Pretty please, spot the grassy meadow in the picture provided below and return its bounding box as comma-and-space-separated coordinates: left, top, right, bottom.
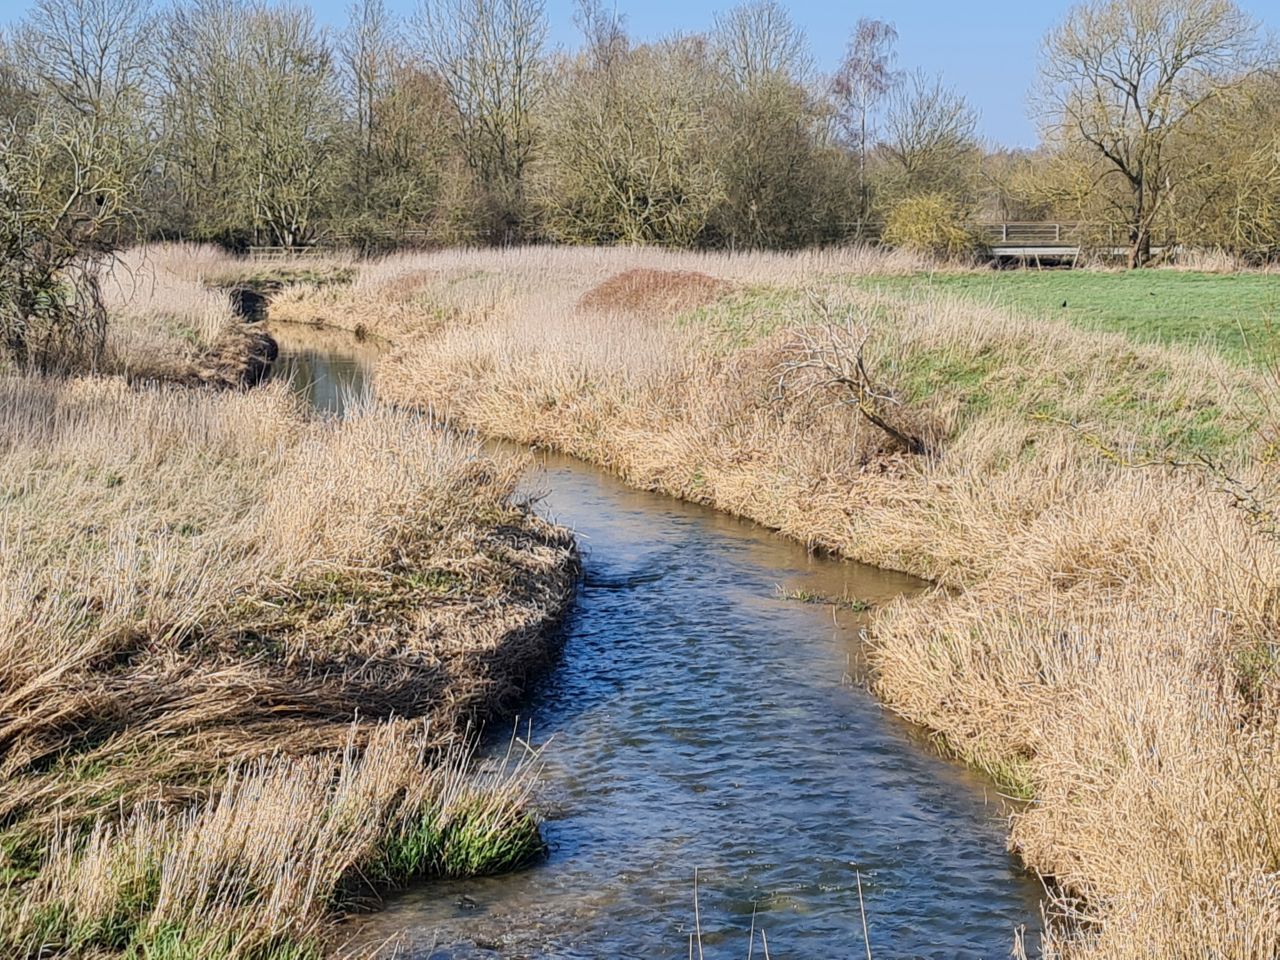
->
0, 249, 577, 958
271, 245, 1280, 959
850, 267, 1280, 363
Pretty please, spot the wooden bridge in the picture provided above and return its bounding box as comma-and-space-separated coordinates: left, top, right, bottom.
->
973, 222, 1169, 260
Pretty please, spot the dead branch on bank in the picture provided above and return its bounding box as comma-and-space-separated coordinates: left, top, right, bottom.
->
776, 297, 932, 457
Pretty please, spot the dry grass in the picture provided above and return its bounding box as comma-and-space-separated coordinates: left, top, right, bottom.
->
101, 245, 285, 387
2, 725, 547, 959
267, 243, 935, 340
0, 374, 576, 957
576, 267, 731, 316
277, 245, 1280, 958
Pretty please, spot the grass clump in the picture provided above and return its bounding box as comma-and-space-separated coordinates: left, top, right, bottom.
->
382, 800, 544, 883
777, 587, 872, 613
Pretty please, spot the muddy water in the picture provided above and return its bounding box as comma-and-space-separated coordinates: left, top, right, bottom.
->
269, 325, 1042, 959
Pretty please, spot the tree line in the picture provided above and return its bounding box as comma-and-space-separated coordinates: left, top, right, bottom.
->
1, 0, 1278, 266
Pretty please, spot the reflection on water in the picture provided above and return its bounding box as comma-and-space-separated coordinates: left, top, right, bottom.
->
270, 325, 1041, 959
267, 322, 382, 415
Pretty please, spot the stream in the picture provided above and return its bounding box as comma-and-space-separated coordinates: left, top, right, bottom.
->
267, 323, 1042, 959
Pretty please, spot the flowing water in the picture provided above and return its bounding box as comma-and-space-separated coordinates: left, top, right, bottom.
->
268, 324, 1042, 959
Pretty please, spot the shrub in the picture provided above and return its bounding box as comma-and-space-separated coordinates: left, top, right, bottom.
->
881, 194, 981, 260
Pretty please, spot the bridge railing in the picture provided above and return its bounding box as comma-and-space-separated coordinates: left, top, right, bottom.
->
974, 222, 1092, 246
974, 222, 1177, 250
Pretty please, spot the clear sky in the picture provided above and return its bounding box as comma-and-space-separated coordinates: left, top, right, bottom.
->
3, 0, 1276, 146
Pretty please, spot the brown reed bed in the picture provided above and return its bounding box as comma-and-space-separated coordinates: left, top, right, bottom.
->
0, 370, 577, 958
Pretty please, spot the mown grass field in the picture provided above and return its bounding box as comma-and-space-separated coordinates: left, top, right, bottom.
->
849, 269, 1280, 363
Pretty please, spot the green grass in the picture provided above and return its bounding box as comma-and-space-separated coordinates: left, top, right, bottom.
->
376, 801, 545, 884
850, 270, 1280, 364
673, 270, 1264, 463
677, 286, 809, 349
890, 336, 1254, 458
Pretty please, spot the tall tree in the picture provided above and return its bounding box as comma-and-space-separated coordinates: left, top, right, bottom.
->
711, 0, 810, 91
19, 0, 155, 118
1036, 0, 1262, 266
1, 0, 154, 371
832, 18, 898, 234
880, 70, 980, 205
162, 0, 340, 247
573, 0, 627, 71
710, 1, 834, 248
340, 0, 399, 185
414, 0, 548, 241
535, 36, 723, 246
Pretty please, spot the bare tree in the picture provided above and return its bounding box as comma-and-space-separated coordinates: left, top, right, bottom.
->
1036, 0, 1263, 266
0, 109, 143, 371
162, 0, 340, 247
239, 4, 339, 247
19, 0, 155, 117
881, 70, 980, 204
340, 0, 400, 183
573, 0, 627, 71
779, 299, 932, 457
832, 18, 898, 233
336, 0, 458, 247
414, 0, 548, 241
1, 0, 154, 372
535, 37, 723, 246
0, 33, 37, 124
708, 2, 835, 248
711, 0, 811, 91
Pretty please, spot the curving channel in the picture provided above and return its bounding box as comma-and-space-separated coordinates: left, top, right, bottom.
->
267, 323, 1042, 959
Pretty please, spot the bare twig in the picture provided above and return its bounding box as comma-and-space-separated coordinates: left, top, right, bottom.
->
776, 295, 930, 456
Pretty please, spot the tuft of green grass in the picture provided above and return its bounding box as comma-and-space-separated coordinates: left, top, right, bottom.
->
848, 270, 1280, 364
127, 925, 323, 960
377, 800, 545, 884
889, 328, 1256, 461
930, 733, 1036, 802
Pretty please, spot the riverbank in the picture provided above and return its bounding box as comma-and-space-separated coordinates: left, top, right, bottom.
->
0, 364, 577, 955
274, 245, 1280, 958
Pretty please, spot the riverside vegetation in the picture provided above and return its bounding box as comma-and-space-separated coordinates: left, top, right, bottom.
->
0, 247, 578, 958
4, 0, 1279, 952
268, 243, 1280, 958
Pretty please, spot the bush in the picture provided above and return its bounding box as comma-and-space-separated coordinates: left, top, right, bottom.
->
881, 194, 981, 260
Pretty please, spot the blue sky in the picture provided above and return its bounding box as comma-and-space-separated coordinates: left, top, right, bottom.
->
4, 0, 1275, 146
